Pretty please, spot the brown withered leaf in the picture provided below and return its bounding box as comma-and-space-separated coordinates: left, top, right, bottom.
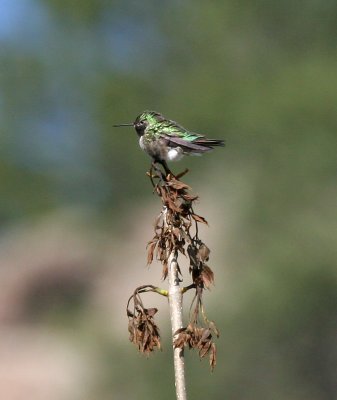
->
182, 193, 199, 202
173, 325, 193, 349
173, 332, 189, 349
187, 244, 199, 269
180, 229, 191, 244
157, 245, 166, 263
167, 179, 191, 191
201, 265, 214, 289
145, 308, 158, 317
209, 343, 217, 371
158, 185, 166, 197
208, 320, 220, 338
199, 340, 212, 358
198, 328, 212, 344
191, 214, 208, 225
146, 239, 158, 264
198, 243, 210, 262
165, 196, 182, 213
162, 262, 168, 280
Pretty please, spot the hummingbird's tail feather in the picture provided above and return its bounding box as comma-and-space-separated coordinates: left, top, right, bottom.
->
192, 138, 225, 148
165, 135, 225, 155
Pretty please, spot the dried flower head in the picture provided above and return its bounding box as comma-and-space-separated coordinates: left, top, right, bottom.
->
173, 323, 218, 371
127, 289, 161, 355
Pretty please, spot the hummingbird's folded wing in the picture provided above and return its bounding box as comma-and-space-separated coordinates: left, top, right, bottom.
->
164, 135, 212, 153
160, 120, 224, 153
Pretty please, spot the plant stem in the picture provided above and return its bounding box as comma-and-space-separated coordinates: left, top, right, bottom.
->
168, 248, 187, 400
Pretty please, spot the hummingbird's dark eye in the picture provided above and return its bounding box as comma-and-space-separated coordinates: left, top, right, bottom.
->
135, 121, 145, 132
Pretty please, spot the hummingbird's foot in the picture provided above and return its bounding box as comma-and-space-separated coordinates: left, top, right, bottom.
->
151, 160, 171, 181
160, 160, 171, 177
158, 160, 180, 181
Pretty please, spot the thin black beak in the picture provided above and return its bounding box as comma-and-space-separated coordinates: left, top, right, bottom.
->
113, 123, 134, 127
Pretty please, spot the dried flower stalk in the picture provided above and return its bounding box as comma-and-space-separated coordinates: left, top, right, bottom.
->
126, 168, 219, 399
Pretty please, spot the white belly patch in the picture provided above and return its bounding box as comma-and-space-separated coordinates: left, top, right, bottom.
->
139, 136, 145, 150
139, 136, 184, 162
167, 147, 184, 161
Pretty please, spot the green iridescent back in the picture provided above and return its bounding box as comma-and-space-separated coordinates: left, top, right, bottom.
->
135, 111, 203, 142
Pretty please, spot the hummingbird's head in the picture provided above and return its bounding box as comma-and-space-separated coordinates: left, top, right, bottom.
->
133, 111, 165, 136
133, 115, 148, 136
113, 111, 165, 136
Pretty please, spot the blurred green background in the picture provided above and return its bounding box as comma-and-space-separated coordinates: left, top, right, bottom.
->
0, 1, 336, 399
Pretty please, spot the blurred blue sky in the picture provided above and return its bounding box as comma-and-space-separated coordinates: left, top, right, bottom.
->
0, 0, 47, 43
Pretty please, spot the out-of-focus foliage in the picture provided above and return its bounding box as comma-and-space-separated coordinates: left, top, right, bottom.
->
0, 1, 336, 399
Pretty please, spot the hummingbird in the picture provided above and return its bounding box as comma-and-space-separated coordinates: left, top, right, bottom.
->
113, 111, 225, 174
